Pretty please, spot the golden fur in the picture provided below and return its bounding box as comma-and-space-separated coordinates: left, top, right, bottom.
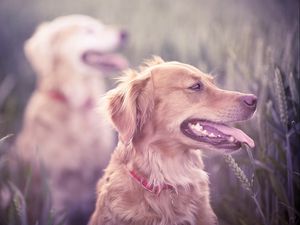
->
89, 57, 257, 225
16, 15, 127, 221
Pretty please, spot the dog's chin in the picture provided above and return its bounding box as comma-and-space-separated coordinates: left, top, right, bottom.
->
81, 50, 128, 72
180, 118, 255, 153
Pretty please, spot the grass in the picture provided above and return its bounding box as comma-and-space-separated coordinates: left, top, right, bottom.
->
0, 0, 299, 224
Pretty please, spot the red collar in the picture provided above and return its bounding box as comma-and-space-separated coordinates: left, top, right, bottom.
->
47, 90, 94, 109
129, 169, 175, 195
47, 90, 68, 103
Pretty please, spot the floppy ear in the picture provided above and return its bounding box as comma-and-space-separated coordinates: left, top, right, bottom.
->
24, 22, 52, 77
106, 70, 154, 144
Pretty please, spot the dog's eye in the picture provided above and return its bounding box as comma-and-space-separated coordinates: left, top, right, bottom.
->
189, 82, 203, 91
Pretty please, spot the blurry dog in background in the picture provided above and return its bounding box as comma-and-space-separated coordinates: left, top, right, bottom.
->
16, 15, 128, 224
89, 57, 256, 225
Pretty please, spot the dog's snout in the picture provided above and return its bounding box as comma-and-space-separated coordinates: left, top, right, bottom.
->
241, 95, 257, 109
120, 30, 128, 42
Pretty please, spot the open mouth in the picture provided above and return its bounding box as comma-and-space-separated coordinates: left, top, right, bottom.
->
81, 50, 128, 71
180, 119, 255, 151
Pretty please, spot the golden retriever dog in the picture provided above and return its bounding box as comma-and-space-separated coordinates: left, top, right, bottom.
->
89, 57, 257, 225
16, 15, 128, 224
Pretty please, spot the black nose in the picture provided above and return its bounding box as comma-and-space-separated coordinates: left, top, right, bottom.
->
241, 94, 257, 109
120, 30, 128, 42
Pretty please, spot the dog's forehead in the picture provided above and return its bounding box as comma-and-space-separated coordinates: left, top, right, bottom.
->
54, 15, 103, 27
150, 62, 213, 82
44, 15, 105, 36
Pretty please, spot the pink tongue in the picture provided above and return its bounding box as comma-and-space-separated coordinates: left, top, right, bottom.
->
86, 52, 128, 70
204, 122, 255, 148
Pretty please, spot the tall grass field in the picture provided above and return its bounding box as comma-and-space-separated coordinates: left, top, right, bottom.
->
0, 0, 299, 224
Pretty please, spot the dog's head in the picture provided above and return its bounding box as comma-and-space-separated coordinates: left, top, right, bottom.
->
24, 14, 128, 77
106, 57, 256, 153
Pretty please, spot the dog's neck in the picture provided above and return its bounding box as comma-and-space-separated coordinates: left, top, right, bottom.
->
38, 72, 105, 109
123, 137, 208, 191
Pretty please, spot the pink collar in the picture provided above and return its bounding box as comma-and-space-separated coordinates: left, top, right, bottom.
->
47, 90, 94, 109
129, 169, 175, 195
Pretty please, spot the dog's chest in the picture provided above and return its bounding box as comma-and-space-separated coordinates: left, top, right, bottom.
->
150, 189, 201, 224
24, 97, 114, 173
112, 186, 203, 225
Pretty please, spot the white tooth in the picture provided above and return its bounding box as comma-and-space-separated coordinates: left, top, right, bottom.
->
194, 123, 203, 131
228, 136, 235, 142
188, 123, 204, 136
202, 130, 208, 135
209, 133, 216, 137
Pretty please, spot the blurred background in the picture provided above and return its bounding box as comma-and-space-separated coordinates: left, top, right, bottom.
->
0, 0, 299, 224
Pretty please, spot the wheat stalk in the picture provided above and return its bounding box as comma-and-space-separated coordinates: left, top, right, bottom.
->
8, 181, 28, 225
274, 67, 288, 129
274, 68, 295, 224
224, 154, 267, 225
224, 154, 252, 192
